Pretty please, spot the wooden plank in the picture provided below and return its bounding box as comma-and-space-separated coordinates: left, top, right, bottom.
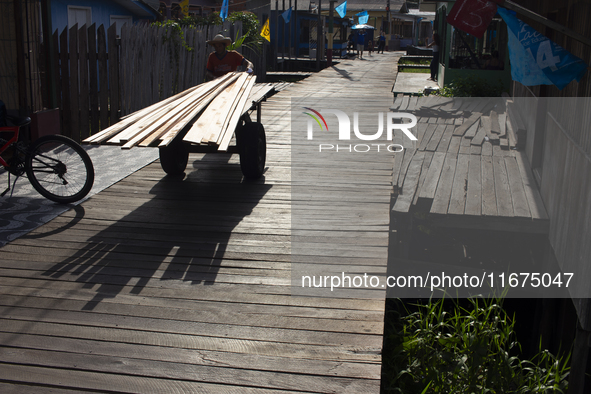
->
392, 151, 425, 213
481, 155, 497, 216
392, 147, 405, 192
218, 76, 258, 150
418, 151, 446, 200
504, 156, 531, 218
78, 24, 90, 141
514, 150, 547, 220
52, 30, 61, 109
447, 154, 470, 215
107, 24, 119, 126
413, 151, 434, 205
418, 124, 437, 151
490, 110, 501, 134
492, 156, 514, 217
464, 154, 482, 216
59, 28, 71, 138
88, 24, 99, 136
471, 121, 488, 146
463, 119, 480, 139
68, 24, 79, 141
397, 149, 415, 190
430, 154, 457, 214
447, 136, 461, 156
436, 124, 455, 152
453, 112, 480, 136
425, 124, 447, 151
482, 141, 493, 156
97, 24, 109, 131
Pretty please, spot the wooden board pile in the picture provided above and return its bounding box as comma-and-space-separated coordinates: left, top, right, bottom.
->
83, 72, 261, 151
389, 96, 547, 222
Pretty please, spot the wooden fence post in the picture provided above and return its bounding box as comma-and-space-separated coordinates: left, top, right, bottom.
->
88, 23, 99, 135
97, 25, 108, 131
107, 24, 119, 126
79, 24, 89, 141
59, 28, 70, 138
68, 24, 79, 141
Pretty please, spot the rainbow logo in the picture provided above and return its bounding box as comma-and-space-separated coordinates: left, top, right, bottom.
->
303, 107, 328, 131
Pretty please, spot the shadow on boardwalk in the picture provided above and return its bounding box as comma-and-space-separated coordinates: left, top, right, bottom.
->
41, 153, 272, 310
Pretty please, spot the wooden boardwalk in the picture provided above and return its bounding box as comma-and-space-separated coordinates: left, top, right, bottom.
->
391, 96, 549, 234
0, 53, 402, 392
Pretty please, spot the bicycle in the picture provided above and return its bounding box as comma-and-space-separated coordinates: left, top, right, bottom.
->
0, 114, 94, 204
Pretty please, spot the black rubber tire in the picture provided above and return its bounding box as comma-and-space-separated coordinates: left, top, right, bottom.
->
237, 122, 266, 179
159, 138, 188, 176
25, 135, 95, 204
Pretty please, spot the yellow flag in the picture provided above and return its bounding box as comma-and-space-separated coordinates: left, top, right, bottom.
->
180, 0, 190, 17
260, 18, 271, 42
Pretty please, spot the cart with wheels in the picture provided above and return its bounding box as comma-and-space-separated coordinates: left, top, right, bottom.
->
83, 74, 275, 180
158, 98, 266, 179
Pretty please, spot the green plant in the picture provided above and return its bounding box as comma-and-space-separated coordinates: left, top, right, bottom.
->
381, 297, 570, 393
436, 75, 506, 97
228, 11, 262, 53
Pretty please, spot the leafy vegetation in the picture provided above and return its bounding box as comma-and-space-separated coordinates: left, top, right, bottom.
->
381, 297, 570, 394
435, 75, 506, 97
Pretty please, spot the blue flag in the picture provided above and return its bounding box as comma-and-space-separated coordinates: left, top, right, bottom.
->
335, 1, 347, 18
281, 7, 292, 23
356, 11, 368, 25
220, 0, 229, 21
497, 7, 587, 90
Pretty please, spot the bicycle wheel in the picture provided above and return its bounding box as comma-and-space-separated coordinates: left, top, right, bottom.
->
26, 135, 94, 203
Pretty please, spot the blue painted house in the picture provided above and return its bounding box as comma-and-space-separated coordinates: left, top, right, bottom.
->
51, 0, 160, 35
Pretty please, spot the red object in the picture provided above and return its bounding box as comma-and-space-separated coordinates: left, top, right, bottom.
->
446, 0, 498, 38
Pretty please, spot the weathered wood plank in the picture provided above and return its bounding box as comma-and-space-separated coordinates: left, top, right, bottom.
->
418, 151, 446, 200
393, 151, 425, 213
481, 155, 497, 216
430, 154, 457, 214
493, 156, 514, 217
447, 154, 470, 215
505, 156, 531, 218
87, 24, 99, 135
97, 24, 109, 131
465, 154, 482, 216
78, 24, 90, 141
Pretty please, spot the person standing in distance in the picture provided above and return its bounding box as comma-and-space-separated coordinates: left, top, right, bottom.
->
205, 34, 254, 80
427, 33, 440, 81
356, 29, 366, 59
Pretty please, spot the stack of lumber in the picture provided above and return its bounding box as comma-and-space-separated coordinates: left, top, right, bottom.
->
390, 96, 548, 223
83, 72, 258, 150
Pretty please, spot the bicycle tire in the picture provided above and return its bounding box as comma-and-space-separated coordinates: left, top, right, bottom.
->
26, 135, 94, 203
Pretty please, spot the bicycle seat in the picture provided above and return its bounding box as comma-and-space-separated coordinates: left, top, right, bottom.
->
6, 115, 31, 127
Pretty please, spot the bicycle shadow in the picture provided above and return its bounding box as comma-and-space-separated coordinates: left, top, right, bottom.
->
42, 152, 273, 310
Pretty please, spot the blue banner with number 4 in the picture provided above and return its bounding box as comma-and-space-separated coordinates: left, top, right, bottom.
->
497, 8, 587, 90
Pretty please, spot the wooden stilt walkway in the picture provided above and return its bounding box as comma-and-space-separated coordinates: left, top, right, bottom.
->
0, 53, 402, 392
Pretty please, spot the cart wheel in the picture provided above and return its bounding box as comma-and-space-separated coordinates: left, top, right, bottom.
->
237, 121, 266, 179
159, 138, 188, 176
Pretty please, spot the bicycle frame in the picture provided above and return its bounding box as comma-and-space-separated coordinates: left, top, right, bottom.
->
0, 125, 21, 168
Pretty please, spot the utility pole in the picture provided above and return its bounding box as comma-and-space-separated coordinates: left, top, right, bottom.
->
327, 1, 335, 67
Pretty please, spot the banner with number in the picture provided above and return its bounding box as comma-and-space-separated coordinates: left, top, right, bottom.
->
446, 0, 497, 38
260, 18, 271, 42
498, 8, 587, 90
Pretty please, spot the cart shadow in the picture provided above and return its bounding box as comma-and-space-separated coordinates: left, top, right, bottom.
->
42, 152, 273, 310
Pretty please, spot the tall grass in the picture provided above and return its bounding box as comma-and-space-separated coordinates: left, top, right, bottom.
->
381, 297, 570, 393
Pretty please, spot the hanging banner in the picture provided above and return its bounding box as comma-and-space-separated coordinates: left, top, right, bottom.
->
180, 0, 190, 17
447, 0, 498, 38
260, 18, 271, 42
335, 1, 347, 18
282, 7, 292, 23
497, 7, 587, 90
220, 0, 229, 21
356, 11, 369, 25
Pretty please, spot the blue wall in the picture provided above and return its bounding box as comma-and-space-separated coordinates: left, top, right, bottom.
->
51, 0, 148, 34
